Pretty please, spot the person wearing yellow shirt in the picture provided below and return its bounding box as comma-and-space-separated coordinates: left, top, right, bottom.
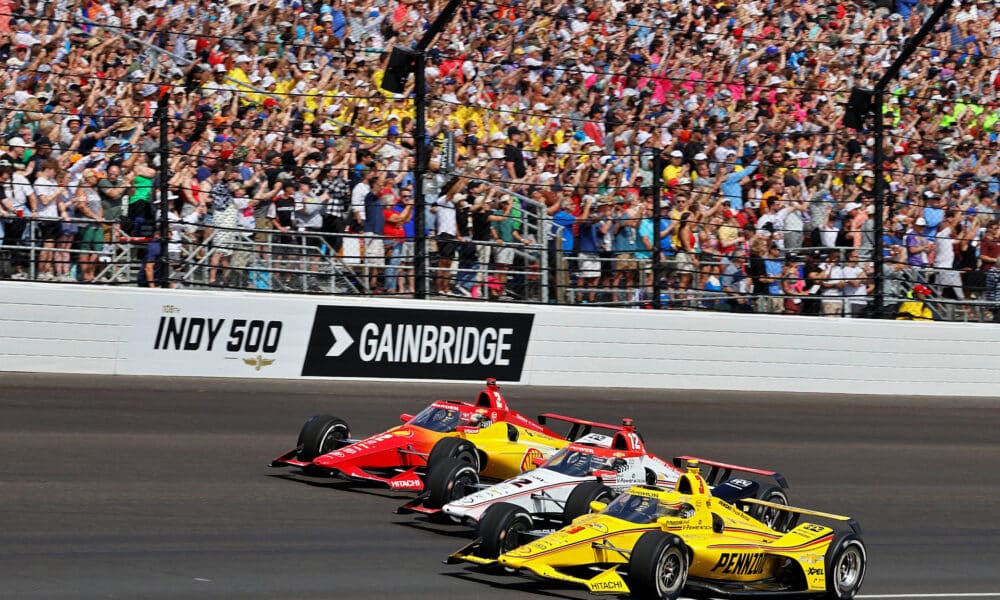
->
662, 149, 686, 182
896, 284, 934, 321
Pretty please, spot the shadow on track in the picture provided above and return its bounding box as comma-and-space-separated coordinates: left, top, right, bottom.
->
441, 570, 584, 600
264, 472, 412, 500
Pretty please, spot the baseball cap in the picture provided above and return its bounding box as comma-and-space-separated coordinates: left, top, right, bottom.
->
844, 202, 862, 212
912, 284, 932, 295
915, 217, 927, 226
669, 150, 683, 158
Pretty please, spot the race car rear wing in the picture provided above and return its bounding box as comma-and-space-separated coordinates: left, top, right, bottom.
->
739, 498, 862, 535
672, 455, 788, 489
537, 413, 624, 442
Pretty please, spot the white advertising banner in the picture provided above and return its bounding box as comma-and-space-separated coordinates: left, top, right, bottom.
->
3, 282, 999, 396
126, 293, 311, 378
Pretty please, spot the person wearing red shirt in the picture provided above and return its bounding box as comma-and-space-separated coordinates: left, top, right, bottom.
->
383, 191, 412, 294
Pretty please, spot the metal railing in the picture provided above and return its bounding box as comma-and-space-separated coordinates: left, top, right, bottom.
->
1, 215, 997, 322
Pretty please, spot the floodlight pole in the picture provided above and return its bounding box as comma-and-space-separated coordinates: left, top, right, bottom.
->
871, 0, 953, 317
651, 153, 663, 309
157, 96, 170, 289
410, 0, 464, 299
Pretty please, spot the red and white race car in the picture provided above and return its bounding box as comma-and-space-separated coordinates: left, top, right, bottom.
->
408, 420, 790, 558
270, 379, 621, 496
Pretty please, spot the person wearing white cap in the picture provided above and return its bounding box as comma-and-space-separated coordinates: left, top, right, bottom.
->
905, 216, 932, 268
662, 149, 686, 182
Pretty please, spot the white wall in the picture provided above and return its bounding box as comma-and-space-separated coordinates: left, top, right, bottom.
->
1, 282, 997, 397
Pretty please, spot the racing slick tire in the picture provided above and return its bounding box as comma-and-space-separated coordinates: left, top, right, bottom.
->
296, 415, 351, 461
627, 531, 688, 600
562, 481, 614, 525
426, 458, 480, 509
823, 532, 867, 600
476, 502, 533, 559
749, 485, 796, 532
427, 438, 479, 474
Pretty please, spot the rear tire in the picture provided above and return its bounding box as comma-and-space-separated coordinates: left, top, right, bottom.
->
297, 415, 350, 461
562, 481, 613, 525
824, 532, 866, 600
627, 531, 688, 600
427, 438, 479, 474
749, 485, 793, 532
426, 458, 480, 508
477, 502, 533, 558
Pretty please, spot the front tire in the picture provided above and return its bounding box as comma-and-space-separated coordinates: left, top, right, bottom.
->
824, 532, 866, 600
477, 502, 533, 559
627, 531, 688, 600
297, 415, 350, 461
562, 481, 614, 525
426, 458, 480, 508
427, 438, 479, 474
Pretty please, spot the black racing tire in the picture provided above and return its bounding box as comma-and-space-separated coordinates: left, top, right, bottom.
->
426, 458, 480, 509
824, 532, 867, 600
749, 485, 794, 532
476, 502, 533, 559
296, 415, 351, 461
427, 437, 479, 474
627, 531, 688, 600
562, 481, 614, 525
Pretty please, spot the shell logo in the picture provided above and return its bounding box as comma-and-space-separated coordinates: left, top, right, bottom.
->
521, 447, 544, 471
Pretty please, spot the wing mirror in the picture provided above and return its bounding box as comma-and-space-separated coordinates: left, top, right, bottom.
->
531, 456, 546, 467
400, 413, 413, 423
589, 500, 608, 513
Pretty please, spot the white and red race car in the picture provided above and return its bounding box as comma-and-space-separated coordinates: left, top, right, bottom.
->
400, 419, 790, 551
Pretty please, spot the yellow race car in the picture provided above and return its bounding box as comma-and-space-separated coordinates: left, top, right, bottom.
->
449, 461, 865, 600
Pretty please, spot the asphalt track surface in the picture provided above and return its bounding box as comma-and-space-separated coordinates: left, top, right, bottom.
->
1, 374, 999, 600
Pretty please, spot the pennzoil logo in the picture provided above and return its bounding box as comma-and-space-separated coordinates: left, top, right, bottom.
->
712, 552, 766, 575
521, 447, 544, 471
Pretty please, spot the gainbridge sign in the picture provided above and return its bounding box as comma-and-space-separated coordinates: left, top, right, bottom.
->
301, 306, 534, 380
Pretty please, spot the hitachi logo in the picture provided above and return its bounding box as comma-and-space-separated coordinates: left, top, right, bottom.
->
711, 552, 766, 575
388, 478, 422, 489
358, 323, 514, 366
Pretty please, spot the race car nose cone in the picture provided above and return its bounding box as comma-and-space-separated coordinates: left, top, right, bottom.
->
311, 453, 342, 468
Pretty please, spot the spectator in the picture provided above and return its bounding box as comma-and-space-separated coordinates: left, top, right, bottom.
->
490, 194, 519, 299
986, 261, 1000, 323
720, 250, 752, 313
74, 169, 104, 282
820, 249, 847, 317
896, 284, 934, 321
842, 250, 870, 317
383, 190, 411, 294
433, 187, 459, 295
0, 0, 993, 321
905, 217, 933, 270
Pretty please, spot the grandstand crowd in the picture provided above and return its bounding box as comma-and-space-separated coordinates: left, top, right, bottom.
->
0, 0, 999, 317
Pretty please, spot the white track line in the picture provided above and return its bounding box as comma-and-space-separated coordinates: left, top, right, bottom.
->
860, 594, 1000, 598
